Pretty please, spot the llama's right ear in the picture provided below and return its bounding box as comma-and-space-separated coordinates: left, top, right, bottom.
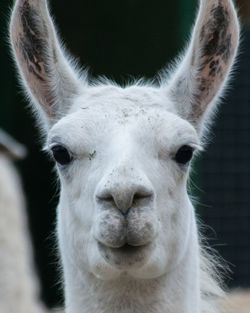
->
165, 0, 240, 135
9, 0, 83, 130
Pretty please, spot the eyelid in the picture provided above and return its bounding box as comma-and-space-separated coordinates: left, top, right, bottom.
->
43, 142, 73, 157
168, 143, 202, 161
45, 135, 67, 149
172, 143, 202, 156
45, 141, 68, 150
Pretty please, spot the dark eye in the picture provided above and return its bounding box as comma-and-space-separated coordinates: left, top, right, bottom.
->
51, 145, 72, 165
174, 145, 194, 165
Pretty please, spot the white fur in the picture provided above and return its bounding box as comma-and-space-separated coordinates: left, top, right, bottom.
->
0, 130, 46, 313
220, 290, 250, 313
9, 0, 240, 312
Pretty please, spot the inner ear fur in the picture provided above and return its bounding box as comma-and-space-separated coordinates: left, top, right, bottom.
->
167, 0, 240, 133
9, 0, 83, 128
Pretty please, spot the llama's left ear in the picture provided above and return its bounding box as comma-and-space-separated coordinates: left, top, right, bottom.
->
9, 0, 83, 130
166, 0, 240, 134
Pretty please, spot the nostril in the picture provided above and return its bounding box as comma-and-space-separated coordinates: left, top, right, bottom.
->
134, 189, 153, 199
96, 193, 115, 205
133, 190, 153, 205
134, 192, 147, 201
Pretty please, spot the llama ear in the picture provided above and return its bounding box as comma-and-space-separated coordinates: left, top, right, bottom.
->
166, 0, 239, 134
9, 0, 83, 130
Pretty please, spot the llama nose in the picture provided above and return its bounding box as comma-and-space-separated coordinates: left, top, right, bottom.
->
97, 184, 153, 215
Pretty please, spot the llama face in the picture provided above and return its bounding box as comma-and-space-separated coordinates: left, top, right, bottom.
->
47, 85, 200, 279
10, 0, 239, 283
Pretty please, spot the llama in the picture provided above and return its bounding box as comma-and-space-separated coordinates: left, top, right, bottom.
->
220, 290, 250, 313
9, 0, 240, 312
0, 129, 45, 313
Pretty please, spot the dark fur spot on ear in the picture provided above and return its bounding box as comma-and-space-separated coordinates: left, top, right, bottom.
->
169, 0, 238, 128
18, 1, 48, 79
13, 0, 56, 110
201, 3, 232, 64
190, 76, 218, 124
208, 59, 222, 77
191, 2, 234, 120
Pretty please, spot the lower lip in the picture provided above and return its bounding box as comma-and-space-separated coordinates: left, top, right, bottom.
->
99, 242, 149, 254
112, 243, 146, 254
97, 241, 152, 267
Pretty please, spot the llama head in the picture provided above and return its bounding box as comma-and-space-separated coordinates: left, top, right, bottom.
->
10, 0, 239, 281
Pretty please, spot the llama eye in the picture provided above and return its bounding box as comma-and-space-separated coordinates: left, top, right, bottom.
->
174, 145, 194, 165
51, 145, 72, 165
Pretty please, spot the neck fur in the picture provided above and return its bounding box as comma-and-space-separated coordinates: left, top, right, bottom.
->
61, 224, 223, 313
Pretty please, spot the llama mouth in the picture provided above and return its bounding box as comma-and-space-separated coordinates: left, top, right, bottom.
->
98, 242, 152, 268
111, 243, 147, 253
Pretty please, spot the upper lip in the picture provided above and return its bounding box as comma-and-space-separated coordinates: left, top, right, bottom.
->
98, 241, 150, 253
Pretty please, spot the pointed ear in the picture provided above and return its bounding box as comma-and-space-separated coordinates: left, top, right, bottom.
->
9, 0, 83, 130
166, 0, 240, 134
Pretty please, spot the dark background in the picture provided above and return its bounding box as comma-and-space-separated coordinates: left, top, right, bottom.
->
0, 0, 250, 308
